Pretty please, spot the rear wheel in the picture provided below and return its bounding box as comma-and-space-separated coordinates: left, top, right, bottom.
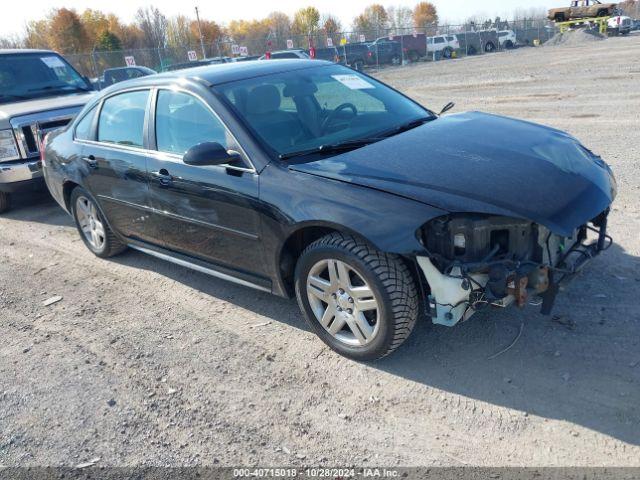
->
71, 187, 126, 258
0, 192, 10, 214
505, 40, 515, 49
295, 233, 419, 361
485, 42, 496, 53
443, 47, 453, 59
555, 13, 566, 22
352, 59, 364, 71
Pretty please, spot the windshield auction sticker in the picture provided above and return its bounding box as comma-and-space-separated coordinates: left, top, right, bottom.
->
41, 56, 67, 69
331, 74, 375, 90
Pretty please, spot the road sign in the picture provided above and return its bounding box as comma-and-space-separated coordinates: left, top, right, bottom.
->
124, 56, 136, 67
286, 39, 294, 49
326, 37, 333, 47
187, 50, 198, 62
358, 34, 366, 43
231, 44, 240, 55
239, 46, 249, 57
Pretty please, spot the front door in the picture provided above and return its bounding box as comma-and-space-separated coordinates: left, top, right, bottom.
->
82, 89, 154, 242
145, 89, 265, 277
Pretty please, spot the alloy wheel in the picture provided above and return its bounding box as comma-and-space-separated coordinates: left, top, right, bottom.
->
76, 196, 106, 251
306, 258, 380, 347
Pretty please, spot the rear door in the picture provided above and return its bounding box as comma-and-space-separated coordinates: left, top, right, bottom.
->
145, 88, 265, 277
80, 89, 154, 241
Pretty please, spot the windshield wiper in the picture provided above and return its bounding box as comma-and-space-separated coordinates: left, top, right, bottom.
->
279, 138, 384, 161
28, 84, 92, 93
377, 116, 435, 139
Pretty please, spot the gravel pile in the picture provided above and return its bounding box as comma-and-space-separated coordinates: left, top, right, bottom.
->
545, 28, 607, 47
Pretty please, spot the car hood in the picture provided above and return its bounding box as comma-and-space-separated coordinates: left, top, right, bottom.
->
0, 92, 95, 128
289, 112, 616, 236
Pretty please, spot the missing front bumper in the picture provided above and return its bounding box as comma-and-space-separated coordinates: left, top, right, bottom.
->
418, 218, 612, 327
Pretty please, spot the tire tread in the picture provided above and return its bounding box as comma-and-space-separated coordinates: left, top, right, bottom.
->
301, 232, 419, 359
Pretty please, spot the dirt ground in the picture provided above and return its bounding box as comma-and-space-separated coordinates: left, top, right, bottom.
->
1, 34, 640, 468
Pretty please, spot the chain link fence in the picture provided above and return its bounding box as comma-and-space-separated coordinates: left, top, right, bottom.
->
65, 19, 558, 85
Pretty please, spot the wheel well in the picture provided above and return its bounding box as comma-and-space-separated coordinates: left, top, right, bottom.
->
62, 181, 80, 211
279, 226, 340, 294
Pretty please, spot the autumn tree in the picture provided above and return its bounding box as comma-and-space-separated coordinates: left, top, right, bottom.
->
190, 19, 223, 46
167, 15, 194, 48
24, 20, 50, 49
94, 30, 122, 51
413, 2, 439, 30
322, 15, 342, 36
267, 11, 292, 47
47, 8, 89, 54
353, 4, 388, 34
292, 7, 320, 35
386, 6, 413, 31
136, 6, 168, 48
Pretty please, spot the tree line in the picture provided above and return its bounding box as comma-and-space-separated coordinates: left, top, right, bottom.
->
0, 3, 439, 54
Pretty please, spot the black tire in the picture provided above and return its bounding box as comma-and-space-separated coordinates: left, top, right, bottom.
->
505, 40, 514, 49
597, 9, 608, 17
443, 47, 453, 59
70, 187, 126, 258
390, 55, 401, 66
408, 50, 420, 62
555, 13, 566, 22
352, 59, 364, 71
485, 42, 496, 53
467, 45, 478, 55
0, 192, 10, 214
294, 233, 419, 361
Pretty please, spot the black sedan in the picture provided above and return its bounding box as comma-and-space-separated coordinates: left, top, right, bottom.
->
42, 60, 616, 360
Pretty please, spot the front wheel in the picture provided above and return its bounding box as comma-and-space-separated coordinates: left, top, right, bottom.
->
0, 192, 10, 214
295, 233, 419, 361
71, 187, 126, 258
352, 59, 364, 71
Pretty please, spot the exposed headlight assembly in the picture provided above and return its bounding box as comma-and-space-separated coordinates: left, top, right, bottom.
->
0, 129, 20, 162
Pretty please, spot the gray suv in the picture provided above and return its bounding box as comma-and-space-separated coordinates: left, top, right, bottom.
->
0, 49, 95, 212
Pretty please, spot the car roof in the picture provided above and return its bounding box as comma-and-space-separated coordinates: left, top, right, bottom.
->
108, 59, 333, 90
0, 49, 57, 55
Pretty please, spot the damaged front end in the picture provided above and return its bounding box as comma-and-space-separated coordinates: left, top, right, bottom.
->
417, 212, 612, 327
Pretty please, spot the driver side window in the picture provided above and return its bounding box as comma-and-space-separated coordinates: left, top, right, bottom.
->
155, 90, 233, 156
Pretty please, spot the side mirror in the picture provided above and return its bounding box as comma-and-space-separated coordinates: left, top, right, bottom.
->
183, 142, 241, 167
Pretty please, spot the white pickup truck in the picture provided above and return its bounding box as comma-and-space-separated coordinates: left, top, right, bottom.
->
608, 16, 633, 35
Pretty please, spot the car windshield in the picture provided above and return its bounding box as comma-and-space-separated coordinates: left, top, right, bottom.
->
0, 52, 91, 104
217, 64, 432, 160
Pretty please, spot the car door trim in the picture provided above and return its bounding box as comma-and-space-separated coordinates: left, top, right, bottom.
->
96, 194, 259, 240
128, 244, 271, 293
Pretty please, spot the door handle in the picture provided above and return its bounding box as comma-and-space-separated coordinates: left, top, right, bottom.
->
82, 155, 98, 168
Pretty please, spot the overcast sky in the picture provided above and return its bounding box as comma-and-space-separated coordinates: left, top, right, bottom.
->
1, 0, 567, 37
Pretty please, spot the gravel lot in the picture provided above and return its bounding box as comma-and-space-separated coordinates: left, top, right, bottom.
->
1, 34, 640, 468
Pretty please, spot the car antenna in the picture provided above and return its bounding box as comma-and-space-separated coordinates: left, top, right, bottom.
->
439, 102, 455, 116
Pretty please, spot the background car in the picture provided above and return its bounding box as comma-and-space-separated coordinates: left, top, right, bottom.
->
427, 35, 460, 58
367, 40, 402, 65
100, 66, 156, 89
338, 43, 372, 70
259, 49, 310, 60
608, 15, 633, 34
498, 30, 518, 49
305, 47, 341, 63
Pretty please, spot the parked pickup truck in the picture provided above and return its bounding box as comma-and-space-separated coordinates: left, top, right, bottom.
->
548, 0, 618, 22
0, 49, 94, 212
427, 35, 460, 59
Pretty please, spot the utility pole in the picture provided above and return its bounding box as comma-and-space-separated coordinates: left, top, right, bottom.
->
195, 6, 207, 58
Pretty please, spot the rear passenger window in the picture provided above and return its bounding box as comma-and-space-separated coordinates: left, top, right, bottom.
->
75, 105, 97, 141
98, 90, 149, 148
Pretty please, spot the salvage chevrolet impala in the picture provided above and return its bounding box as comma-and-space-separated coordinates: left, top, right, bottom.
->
42, 60, 616, 360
